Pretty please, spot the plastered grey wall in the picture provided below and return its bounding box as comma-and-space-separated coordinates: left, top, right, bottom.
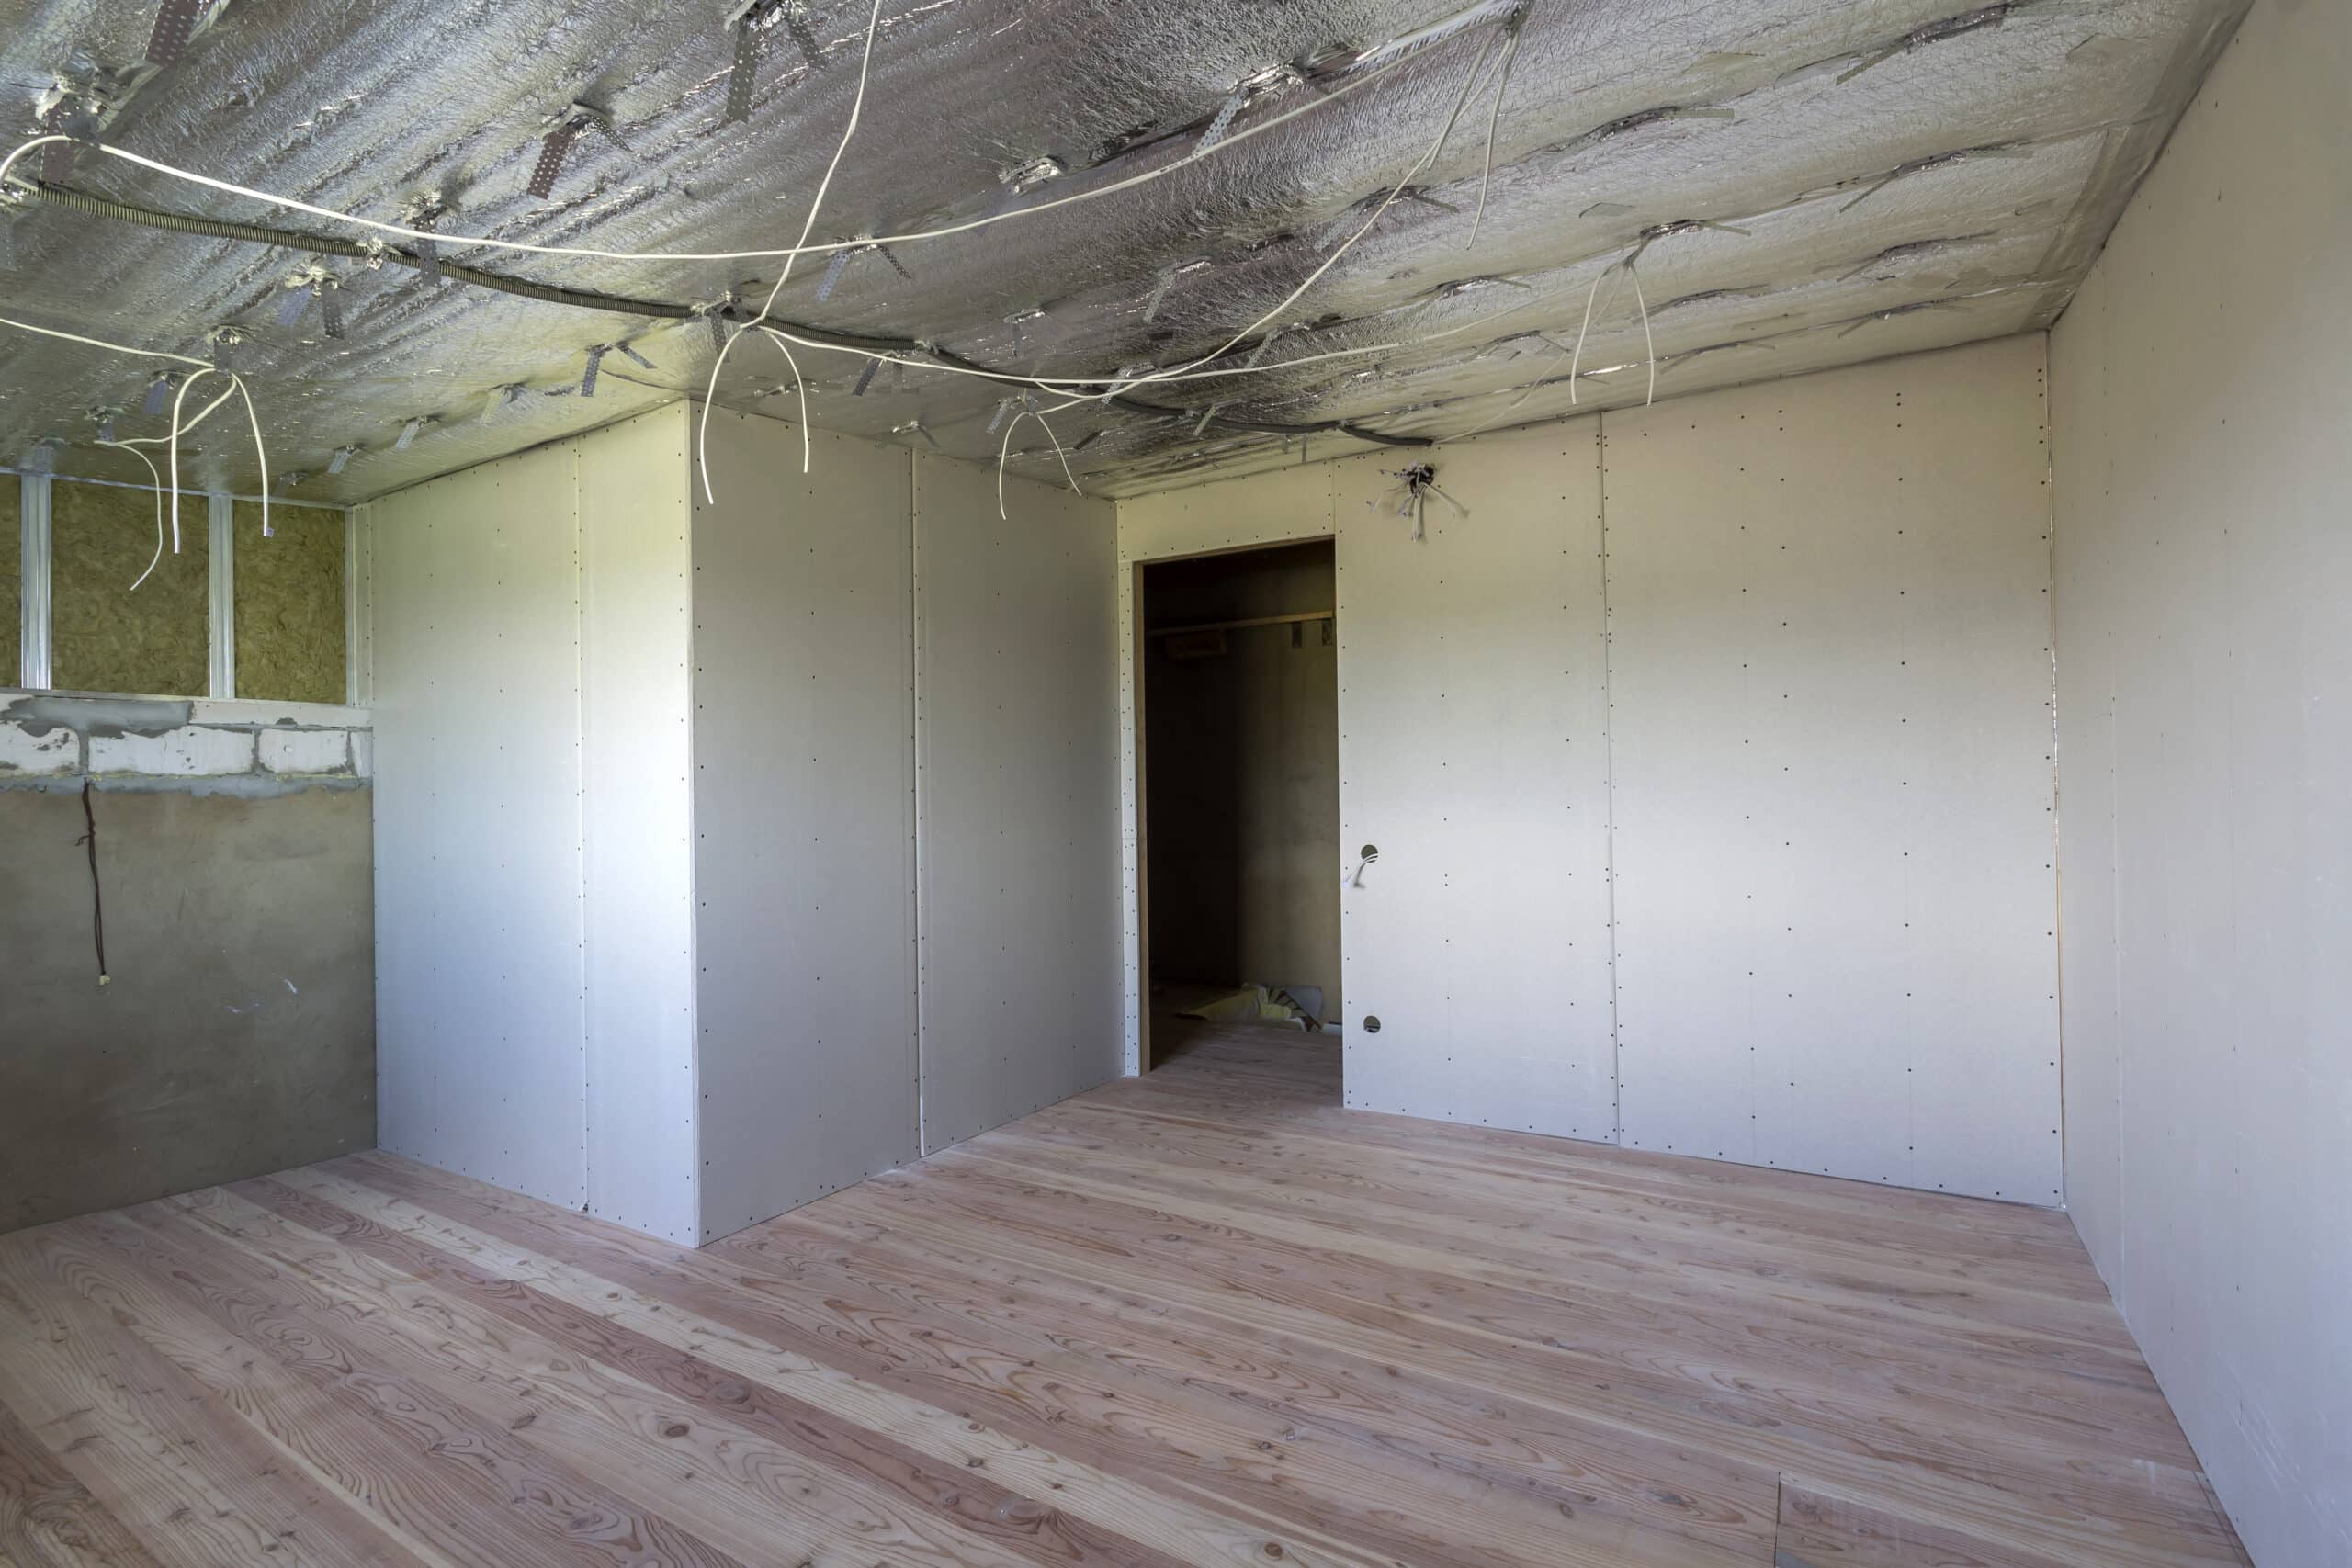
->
2051, 2, 2351, 1561
0, 694, 374, 1234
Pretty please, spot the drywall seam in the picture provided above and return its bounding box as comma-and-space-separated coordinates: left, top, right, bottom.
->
2041, 364, 2064, 1201
572, 444, 592, 1214
1597, 412, 1623, 1142
910, 447, 930, 1151
679, 432, 702, 1242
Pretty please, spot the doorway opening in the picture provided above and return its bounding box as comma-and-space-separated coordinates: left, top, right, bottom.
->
1136, 539, 1340, 1073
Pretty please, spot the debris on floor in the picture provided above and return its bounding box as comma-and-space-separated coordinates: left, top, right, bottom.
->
1177, 982, 1323, 1031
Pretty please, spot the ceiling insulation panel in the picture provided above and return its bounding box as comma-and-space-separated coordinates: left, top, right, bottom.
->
0, 0, 2248, 503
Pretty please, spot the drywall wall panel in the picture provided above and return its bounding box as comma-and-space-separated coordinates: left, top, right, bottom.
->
1118, 427, 1615, 1139
369, 441, 588, 1210
691, 411, 918, 1239
1607, 336, 2059, 1201
2051, 3, 2351, 1560
1115, 463, 1334, 1072
916, 454, 1120, 1150
2050, 279, 2124, 1277
1328, 425, 1615, 1139
578, 406, 697, 1244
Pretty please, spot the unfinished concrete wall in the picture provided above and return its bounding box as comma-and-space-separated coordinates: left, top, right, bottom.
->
1142, 542, 1340, 1025
0, 693, 373, 1234
915, 452, 1122, 1151
2051, 2, 2350, 1560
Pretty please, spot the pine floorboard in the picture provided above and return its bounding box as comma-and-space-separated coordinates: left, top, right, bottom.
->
0, 1021, 2248, 1566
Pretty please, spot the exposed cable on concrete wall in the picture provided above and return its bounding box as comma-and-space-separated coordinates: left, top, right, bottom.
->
77, 781, 108, 987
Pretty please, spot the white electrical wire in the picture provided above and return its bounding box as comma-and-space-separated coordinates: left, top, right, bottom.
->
95, 438, 168, 590
164, 368, 267, 544
750, 325, 812, 471
6, 1, 1538, 500
1004, 15, 1511, 451
1465, 6, 1530, 248
758, 323, 1411, 390
100, 384, 236, 558
6, 4, 1522, 494
1108, 17, 1507, 409
0, 29, 1439, 271
1566, 256, 1632, 405
1, 313, 270, 538
1629, 260, 1655, 406
699, 0, 884, 502
0, 311, 211, 367
995, 407, 1080, 521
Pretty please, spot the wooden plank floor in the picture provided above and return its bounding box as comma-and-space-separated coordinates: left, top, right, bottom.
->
0, 1021, 2248, 1567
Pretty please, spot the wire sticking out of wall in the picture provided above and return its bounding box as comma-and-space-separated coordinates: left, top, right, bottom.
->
77, 781, 108, 987
1368, 461, 1464, 540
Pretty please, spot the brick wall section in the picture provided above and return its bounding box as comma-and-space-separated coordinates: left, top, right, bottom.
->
0, 694, 371, 787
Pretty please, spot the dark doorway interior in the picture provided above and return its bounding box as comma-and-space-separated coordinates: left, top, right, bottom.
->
1141, 539, 1340, 1068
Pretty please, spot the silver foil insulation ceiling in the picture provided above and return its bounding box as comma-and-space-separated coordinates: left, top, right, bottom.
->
0, 0, 2250, 502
